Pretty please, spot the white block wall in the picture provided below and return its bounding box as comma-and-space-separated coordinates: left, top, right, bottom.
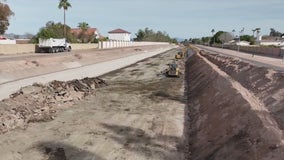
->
98, 41, 170, 49
108, 33, 131, 41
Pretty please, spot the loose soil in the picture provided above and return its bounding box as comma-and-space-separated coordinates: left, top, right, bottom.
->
0, 45, 171, 84
2, 45, 284, 160
185, 48, 284, 160
0, 49, 186, 160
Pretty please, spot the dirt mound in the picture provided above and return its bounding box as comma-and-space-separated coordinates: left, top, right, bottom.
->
200, 51, 284, 129
0, 77, 107, 134
185, 50, 284, 160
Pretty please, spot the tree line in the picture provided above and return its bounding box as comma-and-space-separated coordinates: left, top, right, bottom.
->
134, 28, 177, 43
31, 21, 98, 43
186, 28, 284, 46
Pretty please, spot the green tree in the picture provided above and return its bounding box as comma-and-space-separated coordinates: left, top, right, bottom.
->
134, 29, 145, 41
269, 28, 282, 37
211, 29, 215, 45
58, 0, 71, 37
78, 22, 89, 32
191, 38, 202, 44
134, 28, 176, 43
219, 32, 233, 43
77, 22, 93, 43
0, 0, 14, 34
240, 35, 255, 45
32, 21, 76, 43
252, 29, 256, 37
210, 31, 224, 44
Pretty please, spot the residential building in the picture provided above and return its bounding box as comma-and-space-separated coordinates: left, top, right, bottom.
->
70, 28, 100, 39
108, 28, 131, 41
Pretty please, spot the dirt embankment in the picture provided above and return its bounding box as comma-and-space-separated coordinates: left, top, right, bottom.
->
185, 49, 284, 160
0, 45, 172, 84
0, 77, 107, 134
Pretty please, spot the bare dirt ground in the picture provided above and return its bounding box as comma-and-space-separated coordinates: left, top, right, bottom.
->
185, 47, 284, 160
0, 49, 186, 160
0, 45, 171, 84
2, 44, 284, 160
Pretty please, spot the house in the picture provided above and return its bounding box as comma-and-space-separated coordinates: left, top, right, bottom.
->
108, 28, 131, 41
70, 28, 100, 39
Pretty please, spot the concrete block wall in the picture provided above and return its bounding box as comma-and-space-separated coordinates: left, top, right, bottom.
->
98, 41, 169, 49
213, 44, 282, 57
0, 43, 98, 55
71, 43, 98, 50
281, 48, 284, 57
0, 44, 36, 54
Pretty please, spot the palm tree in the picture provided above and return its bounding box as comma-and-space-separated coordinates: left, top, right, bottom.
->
78, 22, 91, 43
255, 28, 261, 40
58, 0, 71, 38
211, 29, 215, 45
211, 29, 215, 35
255, 28, 261, 35
232, 29, 236, 38
78, 22, 89, 32
252, 29, 256, 38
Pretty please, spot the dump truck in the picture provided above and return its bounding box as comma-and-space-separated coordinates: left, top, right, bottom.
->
38, 38, 71, 53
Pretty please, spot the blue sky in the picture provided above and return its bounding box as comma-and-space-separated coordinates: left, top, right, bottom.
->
5, 0, 284, 39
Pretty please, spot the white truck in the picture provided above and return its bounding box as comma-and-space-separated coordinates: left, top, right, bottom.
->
38, 38, 71, 53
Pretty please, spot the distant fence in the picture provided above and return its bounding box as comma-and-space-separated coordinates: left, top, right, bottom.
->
0, 42, 171, 54
0, 44, 35, 54
70, 43, 98, 50
98, 41, 170, 49
0, 39, 16, 44
0, 43, 98, 55
213, 44, 284, 57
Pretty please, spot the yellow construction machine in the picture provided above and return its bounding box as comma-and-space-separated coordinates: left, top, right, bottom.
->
165, 61, 180, 77
175, 51, 184, 59
175, 47, 188, 59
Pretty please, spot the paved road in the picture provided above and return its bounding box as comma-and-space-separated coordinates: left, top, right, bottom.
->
196, 45, 284, 71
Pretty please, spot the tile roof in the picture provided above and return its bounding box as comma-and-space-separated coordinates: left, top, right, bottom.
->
108, 28, 131, 34
70, 28, 98, 35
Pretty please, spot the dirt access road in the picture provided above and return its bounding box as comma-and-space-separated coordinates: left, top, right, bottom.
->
196, 45, 284, 71
0, 45, 174, 100
0, 48, 186, 160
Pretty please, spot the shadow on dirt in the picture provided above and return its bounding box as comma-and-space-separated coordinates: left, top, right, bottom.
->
101, 123, 184, 160
150, 90, 186, 103
36, 141, 106, 160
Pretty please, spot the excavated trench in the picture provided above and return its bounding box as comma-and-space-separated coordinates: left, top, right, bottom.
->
185, 48, 284, 160
1, 46, 284, 159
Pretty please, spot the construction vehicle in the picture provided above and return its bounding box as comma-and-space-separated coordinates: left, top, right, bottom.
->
38, 38, 71, 53
175, 47, 188, 59
165, 60, 180, 77
175, 51, 184, 59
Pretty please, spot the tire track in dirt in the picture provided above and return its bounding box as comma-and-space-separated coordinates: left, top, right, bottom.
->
0, 48, 186, 160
